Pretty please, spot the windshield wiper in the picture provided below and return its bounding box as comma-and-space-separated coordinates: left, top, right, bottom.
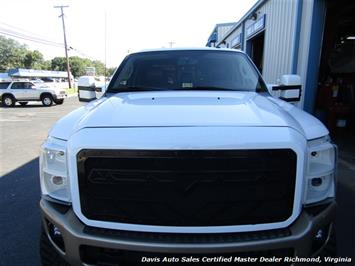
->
107, 86, 250, 93
187, 86, 245, 91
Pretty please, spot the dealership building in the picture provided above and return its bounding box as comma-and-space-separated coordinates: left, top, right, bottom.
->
7, 68, 69, 80
207, 0, 355, 133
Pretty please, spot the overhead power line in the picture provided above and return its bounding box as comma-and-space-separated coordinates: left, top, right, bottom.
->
0, 29, 100, 60
0, 20, 65, 48
70, 47, 96, 61
0, 21, 100, 62
0, 28, 64, 48
0, 20, 62, 43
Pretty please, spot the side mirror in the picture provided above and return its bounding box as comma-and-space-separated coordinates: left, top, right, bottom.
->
272, 75, 302, 102
78, 77, 96, 102
95, 84, 107, 99
78, 85, 96, 102
31, 85, 37, 89
266, 84, 277, 94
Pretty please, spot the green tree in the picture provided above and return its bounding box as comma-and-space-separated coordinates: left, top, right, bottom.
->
50, 55, 110, 78
40, 60, 51, 70
23, 50, 44, 69
51, 57, 66, 71
91, 60, 105, 76
0, 36, 110, 74
69, 56, 91, 77
0, 36, 28, 71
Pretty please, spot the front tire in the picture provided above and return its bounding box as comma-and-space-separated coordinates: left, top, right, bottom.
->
2, 95, 15, 107
40, 226, 69, 266
41, 94, 53, 107
54, 99, 64, 105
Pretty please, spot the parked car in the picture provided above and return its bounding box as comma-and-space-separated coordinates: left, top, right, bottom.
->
0, 80, 66, 107
41, 77, 56, 83
31, 78, 45, 84
39, 48, 336, 265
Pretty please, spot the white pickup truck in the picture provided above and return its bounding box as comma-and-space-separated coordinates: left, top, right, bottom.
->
39, 48, 336, 265
0, 80, 66, 107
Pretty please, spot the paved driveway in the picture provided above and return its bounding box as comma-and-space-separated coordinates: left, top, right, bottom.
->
0, 98, 83, 177
0, 97, 83, 266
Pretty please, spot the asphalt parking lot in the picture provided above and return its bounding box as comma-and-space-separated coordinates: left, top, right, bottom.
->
0, 97, 84, 266
0, 96, 354, 265
0, 97, 84, 177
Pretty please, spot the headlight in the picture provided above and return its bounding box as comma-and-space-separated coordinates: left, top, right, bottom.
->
40, 136, 70, 203
304, 136, 336, 204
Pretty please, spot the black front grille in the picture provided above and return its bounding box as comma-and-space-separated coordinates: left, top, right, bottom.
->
77, 149, 296, 226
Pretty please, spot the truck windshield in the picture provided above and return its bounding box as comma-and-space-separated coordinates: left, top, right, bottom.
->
107, 50, 267, 93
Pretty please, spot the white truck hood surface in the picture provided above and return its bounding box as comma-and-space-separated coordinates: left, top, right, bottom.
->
49, 91, 328, 140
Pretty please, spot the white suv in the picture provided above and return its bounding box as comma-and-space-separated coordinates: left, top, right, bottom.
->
0, 81, 66, 107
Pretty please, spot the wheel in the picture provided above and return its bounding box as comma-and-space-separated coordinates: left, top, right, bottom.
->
19, 102, 28, 106
2, 95, 15, 107
41, 94, 53, 107
40, 226, 69, 266
54, 99, 64, 105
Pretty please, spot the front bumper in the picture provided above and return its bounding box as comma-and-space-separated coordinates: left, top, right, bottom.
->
53, 93, 67, 100
40, 199, 336, 266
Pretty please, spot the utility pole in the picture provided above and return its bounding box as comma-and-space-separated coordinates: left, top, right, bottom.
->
54, 5, 72, 88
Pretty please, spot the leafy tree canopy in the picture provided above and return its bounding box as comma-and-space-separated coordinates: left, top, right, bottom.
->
0, 36, 28, 71
106, 67, 116, 77
0, 36, 110, 77
24, 50, 44, 69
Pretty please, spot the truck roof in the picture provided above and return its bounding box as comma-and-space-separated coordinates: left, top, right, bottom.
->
136, 47, 244, 54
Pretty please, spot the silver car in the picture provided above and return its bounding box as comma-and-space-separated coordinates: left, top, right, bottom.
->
0, 81, 66, 107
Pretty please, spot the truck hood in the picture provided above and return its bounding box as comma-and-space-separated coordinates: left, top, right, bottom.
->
50, 91, 328, 140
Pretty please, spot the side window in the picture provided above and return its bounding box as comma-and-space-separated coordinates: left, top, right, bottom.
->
0, 82, 10, 89
23, 82, 34, 89
11, 82, 24, 89
117, 61, 134, 86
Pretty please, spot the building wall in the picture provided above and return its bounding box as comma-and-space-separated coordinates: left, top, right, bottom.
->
225, 26, 243, 48
210, 0, 323, 111
243, 0, 298, 84
217, 25, 235, 42
222, 0, 299, 84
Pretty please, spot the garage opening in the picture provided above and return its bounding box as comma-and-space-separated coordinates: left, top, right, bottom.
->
315, 0, 355, 136
246, 31, 265, 74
